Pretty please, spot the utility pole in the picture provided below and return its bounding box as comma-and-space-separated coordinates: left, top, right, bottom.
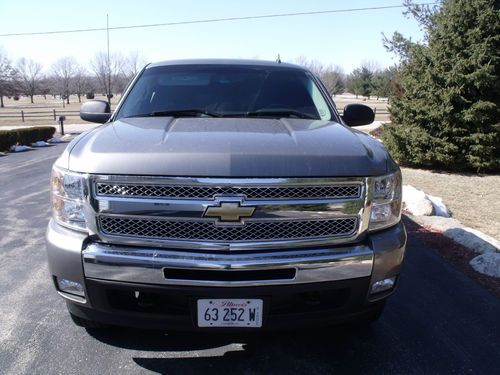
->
106, 14, 111, 104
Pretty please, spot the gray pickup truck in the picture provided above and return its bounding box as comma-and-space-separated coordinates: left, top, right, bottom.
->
46, 59, 406, 330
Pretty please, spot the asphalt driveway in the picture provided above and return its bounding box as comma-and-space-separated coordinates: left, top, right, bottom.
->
0, 144, 499, 374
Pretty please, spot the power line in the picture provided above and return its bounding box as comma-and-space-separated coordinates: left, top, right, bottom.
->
0, 3, 438, 37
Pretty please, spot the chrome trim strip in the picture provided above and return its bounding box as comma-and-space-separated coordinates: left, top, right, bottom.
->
83, 243, 373, 287
57, 291, 86, 304
94, 182, 361, 201
91, 176, 365, 186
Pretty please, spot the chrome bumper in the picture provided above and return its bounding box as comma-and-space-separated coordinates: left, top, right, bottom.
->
83, 244, 373, 287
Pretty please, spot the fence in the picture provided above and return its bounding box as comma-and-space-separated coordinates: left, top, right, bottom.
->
0, 109, 80, 122
0, 108, 390, 122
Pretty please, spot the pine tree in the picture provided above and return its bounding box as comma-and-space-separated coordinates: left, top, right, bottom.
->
383, 0, 500, 172
347, 67, 374, 99
372, 67, 396, 100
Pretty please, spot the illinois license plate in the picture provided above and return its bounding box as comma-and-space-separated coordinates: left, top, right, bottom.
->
197, 299, 263, 328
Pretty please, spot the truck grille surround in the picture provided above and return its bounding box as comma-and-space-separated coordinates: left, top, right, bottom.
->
89, 177, 367, 251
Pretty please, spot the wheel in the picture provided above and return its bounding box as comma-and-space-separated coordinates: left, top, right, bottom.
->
69, 312, 109, 329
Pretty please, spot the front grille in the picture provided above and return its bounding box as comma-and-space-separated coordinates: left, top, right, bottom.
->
96, 183, 361, 200
98, 216, 358, 242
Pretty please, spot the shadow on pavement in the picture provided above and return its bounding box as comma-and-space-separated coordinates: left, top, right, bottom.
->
85, 217, 500, 374
89, 324, 378, 374
403, 216, 500, 297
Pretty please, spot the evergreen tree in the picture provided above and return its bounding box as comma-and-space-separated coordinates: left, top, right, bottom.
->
346, 68, 364, 98
383, 0, 500, 172
347, 66, 373, 98
372, 67, 396, 100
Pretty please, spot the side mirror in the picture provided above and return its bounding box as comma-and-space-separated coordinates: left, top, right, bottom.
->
342, 104, 375, 127
80, 100, 111, 124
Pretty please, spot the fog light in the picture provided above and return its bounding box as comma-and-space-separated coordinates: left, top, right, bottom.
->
57, 278, 85, 297
371, 276, 396, 294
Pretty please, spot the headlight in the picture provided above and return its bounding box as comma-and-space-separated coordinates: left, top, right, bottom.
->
369, 170, 402, 231
51, 165, 88, 231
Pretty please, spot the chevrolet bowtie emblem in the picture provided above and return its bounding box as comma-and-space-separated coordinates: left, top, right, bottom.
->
204, 202, 255, 222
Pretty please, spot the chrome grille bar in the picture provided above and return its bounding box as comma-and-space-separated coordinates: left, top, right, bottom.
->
98, 216, 358, 242
95, 183, 361, 200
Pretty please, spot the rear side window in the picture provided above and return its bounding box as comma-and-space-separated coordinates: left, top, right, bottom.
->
116, 65, 333, 121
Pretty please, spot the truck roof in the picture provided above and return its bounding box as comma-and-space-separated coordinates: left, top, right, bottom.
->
147, 58, 307, 71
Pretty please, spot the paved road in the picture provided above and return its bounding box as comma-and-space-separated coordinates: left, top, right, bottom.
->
0, 144, 499, 375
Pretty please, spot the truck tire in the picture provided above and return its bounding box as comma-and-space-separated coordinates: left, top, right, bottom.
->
69, 312, 109, 329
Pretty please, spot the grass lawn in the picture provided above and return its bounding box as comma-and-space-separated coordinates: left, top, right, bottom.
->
401, 168, 500, 239
0, 95, 121, 126
368, 125, 500, 240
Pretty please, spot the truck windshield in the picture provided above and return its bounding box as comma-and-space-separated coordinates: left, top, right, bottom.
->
116, 65, 333, 121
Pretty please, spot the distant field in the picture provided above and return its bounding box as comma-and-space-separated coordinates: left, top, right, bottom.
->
333, 94, 390, 121
0, 93, 389, 127
0, 95, 121, 126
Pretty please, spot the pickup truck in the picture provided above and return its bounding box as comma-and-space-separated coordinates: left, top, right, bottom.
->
46, 59, 406, 330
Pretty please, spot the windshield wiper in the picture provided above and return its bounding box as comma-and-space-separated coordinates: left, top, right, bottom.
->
242, 109, 317, 120
126, 109, 222, 118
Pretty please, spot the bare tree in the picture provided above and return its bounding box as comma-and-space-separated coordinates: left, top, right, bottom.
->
41, 74, 60, 99
123, 51, 147, 81
73, 66, 90, 103
361, 60, 382, 74
294, 57, 345, 97
17, 58, 43, 103
0, 49, 18, 108
52, 57, 78, 104
91, 51, 124, 104
321, 66, 345, 97
294, 56, 326, 76
38, 76, 53, 100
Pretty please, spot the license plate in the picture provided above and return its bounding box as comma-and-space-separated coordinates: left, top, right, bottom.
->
197, 299, 263, 328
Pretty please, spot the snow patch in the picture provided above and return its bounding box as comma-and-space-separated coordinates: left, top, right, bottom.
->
402, 185, 450, 217
426, 194, 451, 217
402, 185, 433, 216
47, 137, 64, 144
9, 145, 33, 152
31, 141, 52, 147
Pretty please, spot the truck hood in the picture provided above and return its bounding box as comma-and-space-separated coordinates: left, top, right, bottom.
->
66, 117, 395, 177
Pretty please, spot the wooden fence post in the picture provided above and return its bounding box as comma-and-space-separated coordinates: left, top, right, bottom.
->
21, 110, 24, 122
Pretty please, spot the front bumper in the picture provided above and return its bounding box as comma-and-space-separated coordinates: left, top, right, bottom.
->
46, 219, 406, 329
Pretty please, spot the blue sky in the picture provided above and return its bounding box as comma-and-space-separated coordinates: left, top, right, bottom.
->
0, 0, 425, 73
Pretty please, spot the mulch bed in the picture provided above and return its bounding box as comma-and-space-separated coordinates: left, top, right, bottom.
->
369, 125, 385, 139
403, 215, 500, 298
